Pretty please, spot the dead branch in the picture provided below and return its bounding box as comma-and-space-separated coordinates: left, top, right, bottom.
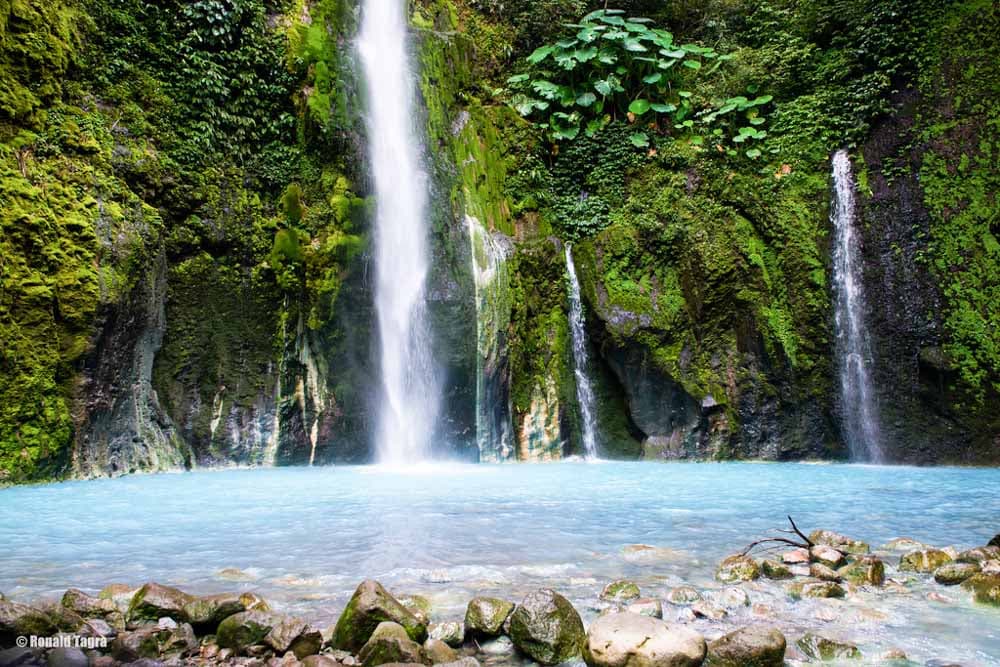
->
741, 516, 814, 557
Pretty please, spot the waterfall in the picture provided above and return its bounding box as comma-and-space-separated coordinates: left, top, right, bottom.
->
565, 245, 599, 460
358, 0, 439, 463
830, 149, 883, 463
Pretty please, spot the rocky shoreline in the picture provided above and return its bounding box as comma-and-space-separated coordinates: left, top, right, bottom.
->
1, 531, 998, 667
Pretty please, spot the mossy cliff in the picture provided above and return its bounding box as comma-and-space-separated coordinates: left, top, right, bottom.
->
1, 0, 998, 481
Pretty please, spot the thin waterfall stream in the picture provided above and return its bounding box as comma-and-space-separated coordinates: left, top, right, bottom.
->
358, 0, 439, 463
565, 245, 599, 460
831, 149, 883, 463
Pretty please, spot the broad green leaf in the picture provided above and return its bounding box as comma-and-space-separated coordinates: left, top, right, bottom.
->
650, 102, 676, 113
677, 90, 693, 98
629, 131, 650, 148
749, 117, 766, 125
628, 98, 651, 115
690, 135, 704, 145
682, 60, 702, 70
623, 38, 647, 52
527, 46, 554, 64
660, 48, 686, 58
576, 92, 597, 107
594, 79, 612, 96
643, 72, 663, 84
746, 148, 762, 158
557, 38, 579, 48
599, 15, 626, 25
750, 94, 773, 105
506, 73, 530, 84
573, 46, 598, 61
597, 48, 618, 64
532, 80, 561, 99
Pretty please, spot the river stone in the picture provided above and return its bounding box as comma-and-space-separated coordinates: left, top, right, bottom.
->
423, 638, 458, 664
837, 556, 885, 586
956, 546, 1000, 564
808, 563, 842, 582
809, 545, 846, 569
509, 589, 585, 665
428, 621, 464, 647
899, 549, 952, 573
435, 659, 480, 667
0, 600, 75, 641
665, 587, 701, 606
80, 617, 117, 639
705, 626, 786, 667
463, 597, 513, 639
61, 589, 117, 618
301, 657, 343, 667
334, 581, 427, 652
961, 573, 1000, 606
601, 581, 641, 603
128, 583, 195, 623
358, 622, 426, 667
781, 549, 809, 565
808, 530, 870, 555
760, 561, 793, 580
217, 610, 276, 653
182, 593, 249, 631
99, 584, 140, 613
881, 538, 929, 552
787, 581, 845, 600
625, 598, 662, 619
268, 615, 322, 657
795, 633, 861, 660
934, 562, 980, 585
716, 555, 760, 583
690, 601, 727, 621
583, 612, 705, 667
398, 595, 432, 625
111, 623, 194, 662
47, 647, 88, 667
714, 588, 750, 609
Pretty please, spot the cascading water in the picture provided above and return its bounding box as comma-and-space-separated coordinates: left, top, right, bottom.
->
830, 149, 883, 463
565, 245, 599, 460
358, 0, 439, 463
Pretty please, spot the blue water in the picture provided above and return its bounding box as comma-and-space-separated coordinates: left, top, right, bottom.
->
1, 462, 998, 663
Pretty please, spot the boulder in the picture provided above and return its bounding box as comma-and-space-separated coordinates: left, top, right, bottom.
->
217, 610, 276, 653
61, 589, 117, 618
989, 535, 1000, 548
182, 593, 252, 631
267, 616, 321, 657
600, 581, 641, 603
358, 622, 427, 667
46, 648, 88, 667
99, 584, 140, 613
780, 549, 809, 565
0, 648, 34, 667
582, 612, 705, 667
463, 598, 513, 639
837, 557, 885, 586
302, 657, 344, 667
665, 587, 701, 606
760, 561, 793, 580
110, 623, 196, 662
690, 601, 726, 621
961, 574, 1000, 606
880, 538, 929, 552
705, 626, 786, 667
428, 621, 464, 647
795, 633, 861, 660
333, 581, 428, 652
397, 595, 432, 626
809, 545, 846, 569
956, 546, 1000, 564
715, 555, 760, 583
808, 530, 869, 555
933, 562, 980, 586
808, 563, 842, 582
713, 588, 750, 610
787, 581, 845, 600
127, 583, 195, 623
509, 589, 585, 665
625, 598, 662, 619
423, 638, 458, 664
899, 549, 952, 573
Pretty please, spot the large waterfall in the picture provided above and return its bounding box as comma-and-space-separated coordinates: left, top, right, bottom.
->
358, 0, 439, 463
565, 246, 599, 460
830, 149, 883, 463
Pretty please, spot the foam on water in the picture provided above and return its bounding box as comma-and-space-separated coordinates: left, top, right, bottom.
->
1, 462, 998, 664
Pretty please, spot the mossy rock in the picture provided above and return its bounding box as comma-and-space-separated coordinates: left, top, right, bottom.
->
128, 583, 195, 623
61, 588, 116, 617
837, 557, 885, 586
934, 562, 980, 586
808, 530, 870, 555
716, 555, 761, 583
760, 560, 793, 580
333, 580, 427, 652
956, 546, 1000, 564
666, 586, 702, 605
358, 621, 426, 667
795, 633, 861, 660
216, 610, 275, 653
899, 549, 953, 573
787, 581, 845, 600
706, 626, 786, 667
961, 574, 1000, 606
599, 580, 641, 603
464, 597, 514, 638
396, 594, 432, 625
182, 593, 249, 631
509, 589, 585, 665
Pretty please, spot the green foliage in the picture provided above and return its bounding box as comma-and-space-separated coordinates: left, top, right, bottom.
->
505, 9, 771, 147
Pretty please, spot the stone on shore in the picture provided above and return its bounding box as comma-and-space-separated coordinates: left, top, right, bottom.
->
809, 545, 846, 569
961, 574, 1000, 606
705, 626, 786, 667
182, 593, 252, 631
333, 581, 428, 652
713, 588, 750, 610
111, 622, 197, 661
760, 561, 793, 580
301, 657, 344, 667
880, 538, 929, 552
808, 530, 870, 555
665, 587, 701, 606
715, 555, 760, 583
397, 595, 432, 626
47, 647, 89, 667
423, 638, 458, 664
428, 621, 464, 647
127, 583, 195, 623
625, 598, 662, 618
781, 549, 809, 565
464, 597, 514, 639
787, 581, 845, 600
61, 589, 117, 618
837, 557, 885, 586
600, 581, 641, 603
98, 584, 140, 613
435, 659, 480, 667
956, 546, 1000, 564
795, 633, 861, 660
899, 549, 953, 573
509, 589, 585, 665
690, 601, 727, 621
217, 611, 275, 653
583, 612, 705, 667
358, 622, 426, 667
808, 563, 842, 582
267, 615, 321, 657
934, 562, 980, 586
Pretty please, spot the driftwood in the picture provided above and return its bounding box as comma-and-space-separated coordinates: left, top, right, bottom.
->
741, 515, 814, 556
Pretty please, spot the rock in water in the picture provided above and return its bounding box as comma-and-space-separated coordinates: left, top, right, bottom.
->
217, 611, 275, 653
787, 581, 845, 600
760, 561, 793, 580
809, 546, 846, 569
509, 589, 585, 665
934, 562, 980, 585
961, 574, 1000, 606
956, 546, 1000, 564
183, 593, 251, 632
428, 621, 465, 647
808, 530, 870, 555
358, 621, 426, 667
837, 557, 885, 586
625, 598, 662, 619
423, 638, 458, 664
808, 563, 842, 582
665, 587, 702, 606
715, 555, 761, 583
397, 595, 432, 625
705, 626, 786, 667
899, 549, 953, 573
127, 583, 195, 623
781, 549, 809, 565
795, 634, 861, 660
600, 581, 641, 603
464, 597, 514, 639
583, 612, 705, 667
333, 580, 428, 652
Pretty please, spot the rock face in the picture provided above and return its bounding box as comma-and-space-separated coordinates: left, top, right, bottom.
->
333, 581, 428, 652
899, 549, 953, 573
182, 593, 254, 631
583, 612, 706, 667
509, 589, 585, 665
716, 555, 760, 583
60, 589, 116, 618
989, 535, 1000, 548
705, 626, 786, 667
358, 621, 427, 667
464, 597, 514, 639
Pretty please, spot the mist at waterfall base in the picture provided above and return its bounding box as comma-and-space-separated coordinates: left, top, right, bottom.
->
358, 0, 439, 464
2, 463, 999, 664
831, 150, 884, 463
